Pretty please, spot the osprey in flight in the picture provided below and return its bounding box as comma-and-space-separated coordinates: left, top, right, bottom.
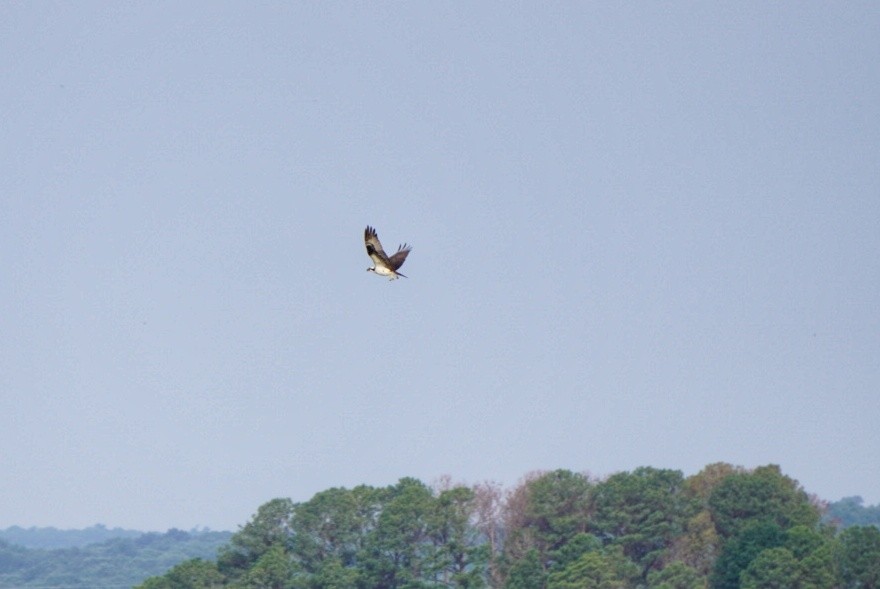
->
364, 225, 412, 280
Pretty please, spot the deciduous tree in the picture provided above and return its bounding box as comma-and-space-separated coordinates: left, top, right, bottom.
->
472, 481, 504, 586
667, 510, 720, 576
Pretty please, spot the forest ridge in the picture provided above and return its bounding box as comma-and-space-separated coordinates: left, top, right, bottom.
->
0, 528, 231, 588
136, 463, 880, 589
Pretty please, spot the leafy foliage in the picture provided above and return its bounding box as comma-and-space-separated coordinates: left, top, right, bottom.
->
546, 546, 639, 589
836, 525, 880, 589
710, 521, 786, 589
290, 485, 378, 573
739, 547, 798, 589
500, 469, 592, 578
138, 558, 225, 589
708, 465, 820, 540
646, 561, 706, 589
591, 467, 695, 575
123, 464, 873, 589
218, 498, 295, 576
503, 548, 545, 589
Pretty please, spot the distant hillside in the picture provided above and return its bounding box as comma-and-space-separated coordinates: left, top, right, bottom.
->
825, 495, 880, 528
0, 528, 232, 589
0, 523, 143, 549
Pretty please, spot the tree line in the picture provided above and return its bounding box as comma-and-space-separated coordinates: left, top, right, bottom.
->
824, 495, 880, 528
0, 523, 144, 550
0, 528, 231, 588
138, 463, 880, 589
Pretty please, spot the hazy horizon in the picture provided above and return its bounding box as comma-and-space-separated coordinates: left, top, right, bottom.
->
0, 468, 877, 534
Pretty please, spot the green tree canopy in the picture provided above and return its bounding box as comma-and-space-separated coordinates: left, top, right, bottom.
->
646, 561, 706, 589
290, 485, 380, 573
137, 558, 224, 589
504, 549, 546, 589
739, 547, 798, 589
710, 521, 785, 589
591, 467, 695, 573
239, 544, 297, 589
218, 498, 295, 577
358, 477, 435, 589
500, 469, 592, 581
708, 465, 819, 541
546, 546, 639, 589
428, 485, 488, 588
128, 465, 862, 589
836, 525, 880, 589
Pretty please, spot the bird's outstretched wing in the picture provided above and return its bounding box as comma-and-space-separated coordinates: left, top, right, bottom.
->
388, 244, 412, 270
364, 226, 391, 266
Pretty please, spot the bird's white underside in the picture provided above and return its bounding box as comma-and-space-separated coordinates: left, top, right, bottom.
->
369, 266, 399, 280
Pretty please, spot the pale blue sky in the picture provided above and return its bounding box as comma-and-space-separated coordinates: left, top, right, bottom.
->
1, 3, 878, 531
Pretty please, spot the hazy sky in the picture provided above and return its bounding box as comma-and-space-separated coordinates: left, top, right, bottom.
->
2, 3, 878, 532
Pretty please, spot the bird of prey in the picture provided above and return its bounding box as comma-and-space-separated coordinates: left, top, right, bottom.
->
364, 225, 412, 280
